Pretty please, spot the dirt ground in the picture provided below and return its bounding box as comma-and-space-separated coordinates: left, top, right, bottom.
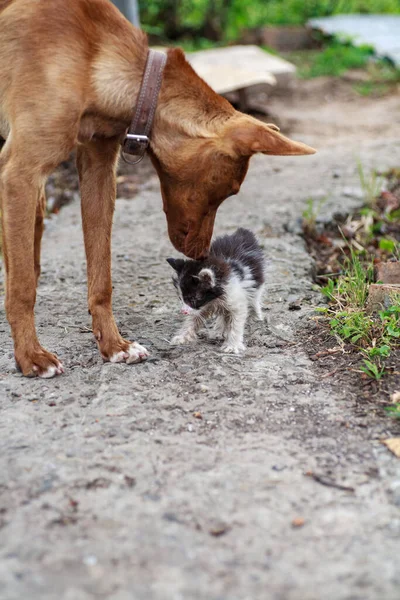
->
1, 77, 400, 600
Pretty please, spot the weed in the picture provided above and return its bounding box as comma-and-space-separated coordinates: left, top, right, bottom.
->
360, 359, 386, 380
302, 197, 326, 236
380, 302, 400, 340
379, 238, 397, 254
385, 404, 400, 418
322, 249, 372, 310
354, 81, 391, 97
318, 250, 400, 382
140, 0, 400, 42
178, 37, 223, 53
363, 345, 391, 359
294, 42, 374, 79
357, 161, 385, 205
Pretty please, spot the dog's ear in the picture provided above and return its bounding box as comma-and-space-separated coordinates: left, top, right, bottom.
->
166, 258, 185, 273
198, 268, 216, 287
230, 119, 316, 157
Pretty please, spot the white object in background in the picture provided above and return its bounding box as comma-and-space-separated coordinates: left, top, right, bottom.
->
112, 0, 140, 28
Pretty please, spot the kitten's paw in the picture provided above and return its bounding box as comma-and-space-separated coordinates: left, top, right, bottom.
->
221, 341, 245, 354
251, 308, 264, 321
212, 325, 227, 339
171, 333, 197, 346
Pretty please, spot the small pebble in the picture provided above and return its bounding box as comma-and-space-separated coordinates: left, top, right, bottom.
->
83, 555, 98, 567
292, 517, 305, 528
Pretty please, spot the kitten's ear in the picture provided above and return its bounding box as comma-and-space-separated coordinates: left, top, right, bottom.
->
166, 258, 185, 273
198, 268, 216, 287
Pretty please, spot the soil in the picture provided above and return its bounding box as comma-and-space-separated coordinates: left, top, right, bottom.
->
302, 167, 400, 282
1, 75, 400, 600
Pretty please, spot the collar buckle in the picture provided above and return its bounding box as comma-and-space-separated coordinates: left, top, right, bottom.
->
121, 134, 149, 164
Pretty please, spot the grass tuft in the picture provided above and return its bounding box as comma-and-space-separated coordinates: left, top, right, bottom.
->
318, 253, 400, 380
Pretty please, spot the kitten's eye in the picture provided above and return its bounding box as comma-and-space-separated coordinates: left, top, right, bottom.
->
191, 276, 199, 284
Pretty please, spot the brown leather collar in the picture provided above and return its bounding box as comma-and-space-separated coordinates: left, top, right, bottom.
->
121, 49, 167, 165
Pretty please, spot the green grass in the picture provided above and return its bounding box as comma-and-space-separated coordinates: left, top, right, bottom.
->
353, 60, 400, 96
177, 37, 223, 53
354, 81, 392, 97
386, 403, 400, 418
312, 162, 400, 382
284, 39, 400, 90
140, 0, 400, 44
235, 0, 400, 28
357, 161, 385, 205
301, 197, 327, 234
317, 252, 400, 380
288, 42, 375, 78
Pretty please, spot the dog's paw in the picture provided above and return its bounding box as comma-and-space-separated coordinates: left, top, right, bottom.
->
221, 341, 245, 354
171, 333, 197, 345
109, 342, 149, 364
16, 347, 64, 378
36, 361, 65, 378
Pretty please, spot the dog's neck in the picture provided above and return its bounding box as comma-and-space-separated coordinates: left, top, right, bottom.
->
150, 49, 236, 164
90, 38, 148, 121
84, 43, 235, 161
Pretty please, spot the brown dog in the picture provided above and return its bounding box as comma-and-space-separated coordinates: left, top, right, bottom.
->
0, 0, 315, 378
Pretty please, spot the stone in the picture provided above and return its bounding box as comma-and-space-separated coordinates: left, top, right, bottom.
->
375, 261, 400, 284
186, 45, 297, 89
366, 283, 400, 313
145, 45, 297, 113
241, 26, 313, 51
259, 26, 313, 51
308, 15, 400, 66
186, 58, 276, 95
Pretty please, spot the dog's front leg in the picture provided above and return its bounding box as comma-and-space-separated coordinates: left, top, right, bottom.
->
76, 139, 149, 365
0, 153, 64, 377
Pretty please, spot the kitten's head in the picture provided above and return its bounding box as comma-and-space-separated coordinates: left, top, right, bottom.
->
167, 258, 227, 314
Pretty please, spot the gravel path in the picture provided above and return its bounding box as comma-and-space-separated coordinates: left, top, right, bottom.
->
1, 90, 400, 599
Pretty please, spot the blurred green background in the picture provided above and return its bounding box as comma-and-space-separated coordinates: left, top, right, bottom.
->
138, 0, 400, 44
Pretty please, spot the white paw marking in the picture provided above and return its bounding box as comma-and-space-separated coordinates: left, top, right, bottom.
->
126, 342, 149, 364
181, 304, 194, 315
221, 342, 245, 355
212, 325, 227, 339
109, 351, 127, 364
36, 361, 65, 379
109, 342, 149, 364
171, 333, 197, 345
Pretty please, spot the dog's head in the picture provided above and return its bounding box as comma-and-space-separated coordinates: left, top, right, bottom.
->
150, 49, 316, 260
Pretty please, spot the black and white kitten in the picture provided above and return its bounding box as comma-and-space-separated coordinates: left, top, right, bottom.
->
167, 228, 265, 354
